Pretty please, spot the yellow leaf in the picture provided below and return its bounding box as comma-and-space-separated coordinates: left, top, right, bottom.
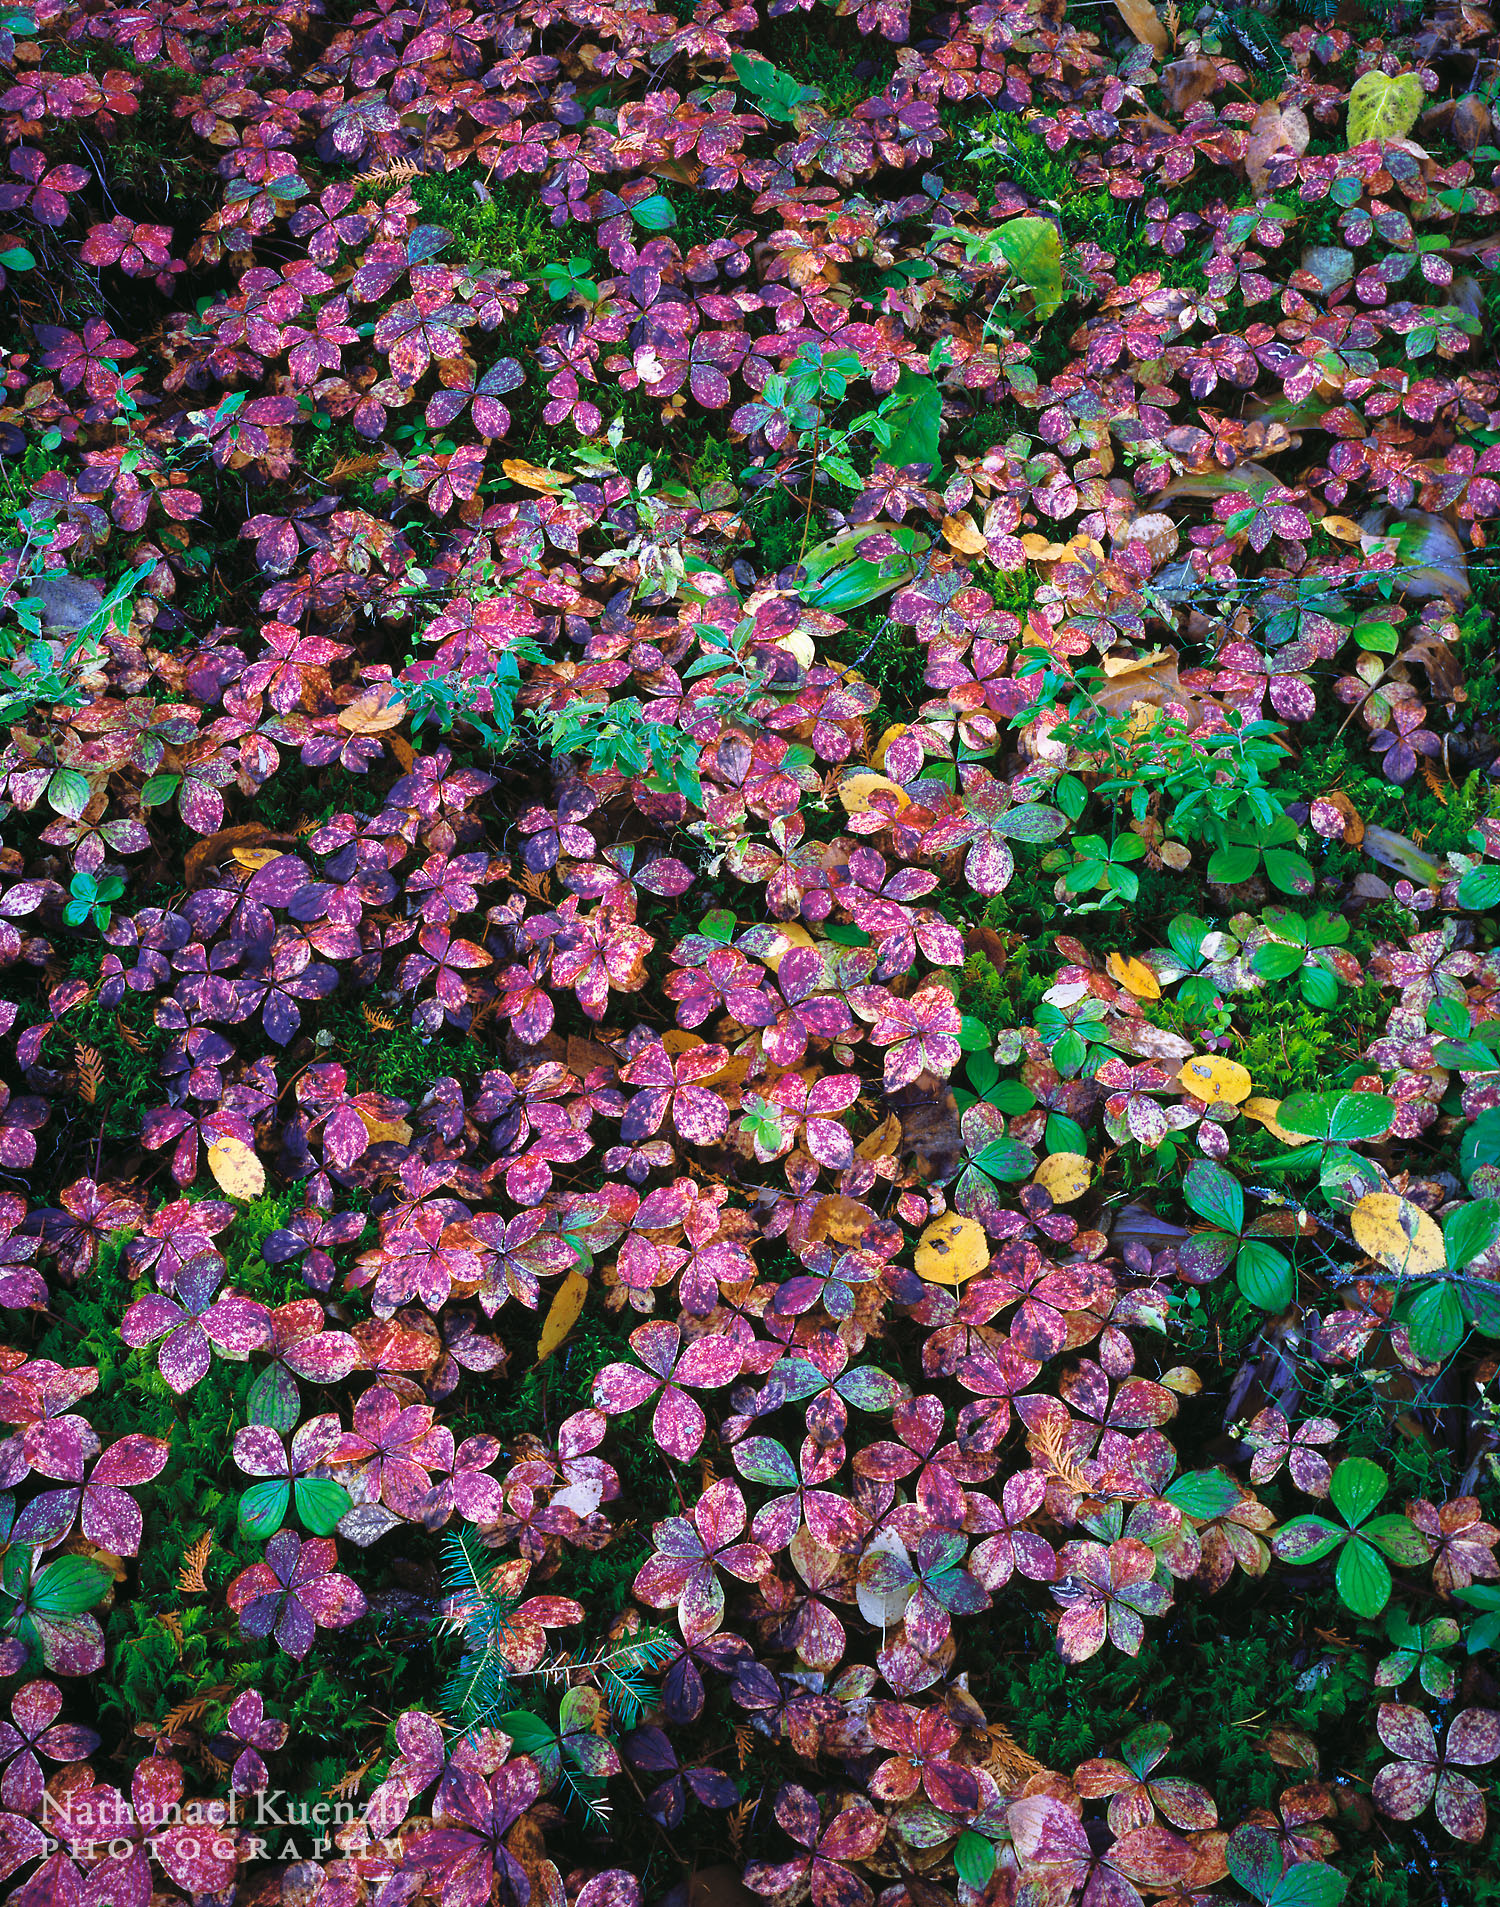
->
1101, 648, 1175, 677
537, 1269, 589, 1363
756, 924, 817, 974
837, 771, 911, 818
338, 691, 408, 734
856, 1113, 903, 1162
1160, 1366, 1203, 1396
357, 1106, 414, 1148
1178, 1055, 1252, 1106
777, 631, 816, 670
1033, 1152, 1091, 1204
914, 1213, 990, 1285
941, 512, 987, 555
1241, 1096, 1304, 1145
1321, 515, 1363, 543
502, 459, 572, 491
810, 1194, 879, 1247
1112, 0, 1169, 55
871, 724, 907, 773
1105, 952, 1161, 1000
207, 1135, 265, 1201
1350, 1192, 1445, 1278
1021, 533, 1067, 561
230, 847, 284, 870
1346, 70, 1424, 147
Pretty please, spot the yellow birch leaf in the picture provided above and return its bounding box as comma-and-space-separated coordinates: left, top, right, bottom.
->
838, 771, 911, 817
810, 1195, 879, 1247
502, 459, 573, 491
230, 847, 284, 871
1350, 1193, 1445, 1278
338, 691, 408, 734
941, 513, 987, 555
1178, 1055, 1253, 1106
207, 1136, 265, 1200
1034, 1153, 1092, 1204
1321, 515, 1363, 542
777, 631, 816, 669
537, 1269, 590, 1363
1105, 952, 1162, 1000
1112, 0, 1169, 55
915, 1213, 990, 1284
1160, 1366, 1203, 1395
758, 924, 817, 973
1241, 1096, 1304, 1145
856, 1113, 903, 1162
871, 724, 907, 772
357, 1106, 414, 1147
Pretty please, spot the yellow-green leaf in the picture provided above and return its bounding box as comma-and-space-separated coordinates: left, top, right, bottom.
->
1346, 70, 1424, 147
990, 217, 1064, 323
537, 1269, 589, 1363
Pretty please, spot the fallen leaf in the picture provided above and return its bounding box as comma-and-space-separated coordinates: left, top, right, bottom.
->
1178, 1055, 1253, 1106
1160, 1366, 1203, 1395
871, 724, 907, 773
776, 630, 816, 670
231, 847, 284, 871
856, 1113, 903, 1162
1246, 101, 1310, 195
1241, 1096, 1305, 1145
338, 691, 408, 734
1346, 70, 1424, 147
502, 459, 573, 491
1111, 0, 1168, 56
537, 1269, 589, 1363
1160, 53, 1218, 112
184, 825, 289, 889
809, 1194, 878, 1246
757, 924, 817, 973
1106, 952, 1162, 1000
357, 1106, 414, 1147
1034, 1153, 1092, 1204
856, 1530, 916, 1627
837, 771, 911, 817
941, 512, 987, 555
1321, 515, 1362, 542
914, 1212, 990, 1284
1349, 1192, 1445, 1278
207, 1136, 265, 1201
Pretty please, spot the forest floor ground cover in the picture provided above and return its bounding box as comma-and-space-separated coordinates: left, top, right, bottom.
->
1, 0, 1500, 1905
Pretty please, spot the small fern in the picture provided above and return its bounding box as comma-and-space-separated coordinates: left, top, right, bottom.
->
436, 1528, 521, 1739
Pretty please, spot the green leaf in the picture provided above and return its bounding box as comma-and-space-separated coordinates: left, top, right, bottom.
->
630, 194, 677, 232
958, 1015, 991, 1052
1277, 1091, 1393, 1145
1046, 1113, 1088, 1155
1458, 865, 1500, 912
246, 1363, 301, 1434
1263, 847, 1315, 896
238, 1479, 291, 1539
295, 1477, 353, 1535
1207, 842, 1259, 884
1227, 1824, 1284, 1903
954, 1832, 996, 1890
972, 1137, 1036, 1181
1299, 965, 1340, 1009
47, 767, 91, 821
1335, 1534, 1392, 1617
1164, 1470, 1241, 1519
30, 1556, 112, 1617
1329, 1456, 1388, 1528
1236, 1241, 1293, 1310
1406, 1282, 1465, 1363
1253, 942, 1306, 981
988, 216, 1064, 321
1183, 1160, 1243, 1236
1270, 1861, 1347, 1907
883, 367, 943, 474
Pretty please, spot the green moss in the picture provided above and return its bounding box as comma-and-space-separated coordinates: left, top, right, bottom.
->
409, 170, 562, 279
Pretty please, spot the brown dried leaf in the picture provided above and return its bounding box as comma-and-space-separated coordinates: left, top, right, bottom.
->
1246, 101, 1310, 194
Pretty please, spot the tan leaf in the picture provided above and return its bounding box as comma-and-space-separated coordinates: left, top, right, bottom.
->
856, 1113, 903, 1162
1160, 53, 1219, 112
809, 1194, 879, 1247
502, 459, 573, 491
536, 1269, 590, 1363
1321, 515, 1363, 542
1350, 1192, 1445, 1278
207, 1135, 266, 1201
1112, 0, 1169, 55
1178, 1055, 1252, 1106
338, 690, 408, 734
1106, 952, 1162, 1001
1034, 1152, 1092, 1204
941, 512, 987, 555
914, 1212, 990, 1285
1246, 101, 1310, 195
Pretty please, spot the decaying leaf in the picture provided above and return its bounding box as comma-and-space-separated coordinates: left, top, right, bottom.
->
537, 1268, 590, 1363
914, 1212, 990, 1283
1107, 951, 1162, 1000
1179, 1055, 1253, 1106
1034, 1152, 1092, 1204
207, 1135, 266, 1199
1111, 0, 1169, 56
1245, 102, 1311, 194
1350, 1193, 1445, 1278
1346, 70, 1424, 147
